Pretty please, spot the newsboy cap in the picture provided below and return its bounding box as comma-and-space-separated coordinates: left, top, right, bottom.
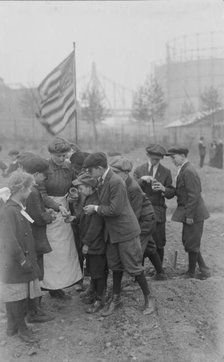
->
145, 144, 167, 157
83, 152, 108, 169
167, 146, 189, 156
70, 151, 90, 168
8, 149, 19, 157
72, 173, 97, 188
110, 156, 133, 173
19, 154, 49, 174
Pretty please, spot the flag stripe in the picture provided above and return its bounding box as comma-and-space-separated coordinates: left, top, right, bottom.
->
38, 70, 61, 97
42, 94, 75, 126
38, 52, 73, 93
38, 50, 76, 135
41, 86, 74, 118
49, 106, 76, 135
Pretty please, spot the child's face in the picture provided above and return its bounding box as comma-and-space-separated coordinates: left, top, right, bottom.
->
20, 185, 33, 202
34, 172, 46, 184
51, 152, 68, 166
78, 184, 93, 197
10, 155, 18, 162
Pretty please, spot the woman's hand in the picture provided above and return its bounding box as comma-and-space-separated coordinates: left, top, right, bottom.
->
82, 245, 89, 254
58, 205, 70, 217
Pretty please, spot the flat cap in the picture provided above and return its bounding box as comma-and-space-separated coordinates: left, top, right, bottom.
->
145, 144, 167, 157
19, 154, 49, 174
8, 149, 19, 156
167, 146, 189, 156
72, 173, 97, 188
83, 152, 107, 169
70, 151, 90, 168
110, 156, 133, 173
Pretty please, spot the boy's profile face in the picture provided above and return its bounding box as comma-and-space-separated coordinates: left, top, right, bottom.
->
89, 166, 103, 179
78, 184, 93, 197
34, 172, 47, 184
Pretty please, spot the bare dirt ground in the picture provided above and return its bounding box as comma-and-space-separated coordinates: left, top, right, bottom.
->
0, 147, 224, 362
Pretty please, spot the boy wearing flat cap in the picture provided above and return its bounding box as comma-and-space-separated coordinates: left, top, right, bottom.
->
133, 144, 175, 265
73, 173, 107, 313
83, 152, 154, 316
110, 156, 167, 280
167, 146, 210, 279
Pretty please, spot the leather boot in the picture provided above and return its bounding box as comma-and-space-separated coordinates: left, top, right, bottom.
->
197, 252, 210, 279
5, 302, 18, 336
12, 300, 38, 343
185, 252, 198, 278
86, 298, 103, 314
101, 294, 122, 317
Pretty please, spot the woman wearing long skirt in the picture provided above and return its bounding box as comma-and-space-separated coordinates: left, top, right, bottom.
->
40, 138, 82, 299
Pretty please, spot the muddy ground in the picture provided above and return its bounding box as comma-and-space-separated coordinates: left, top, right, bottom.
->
0, 147, 223, 362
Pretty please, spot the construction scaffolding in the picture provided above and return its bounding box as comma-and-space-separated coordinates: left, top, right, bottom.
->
154, 32, 224, 125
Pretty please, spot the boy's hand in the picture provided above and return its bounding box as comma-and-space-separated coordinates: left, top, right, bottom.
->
83, 205, 96, 215
82, 245, 89, 254
140, 176, 153, 183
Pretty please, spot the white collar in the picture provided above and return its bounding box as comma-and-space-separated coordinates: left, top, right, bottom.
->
101, 167, 110, 183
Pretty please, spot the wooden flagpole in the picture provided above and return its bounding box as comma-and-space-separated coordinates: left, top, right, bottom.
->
73, 42, 78, 144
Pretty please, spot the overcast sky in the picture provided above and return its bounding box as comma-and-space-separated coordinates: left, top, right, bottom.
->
0, 0, 224, 95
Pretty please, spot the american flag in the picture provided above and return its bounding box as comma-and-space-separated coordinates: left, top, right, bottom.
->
38, 51, 76, 135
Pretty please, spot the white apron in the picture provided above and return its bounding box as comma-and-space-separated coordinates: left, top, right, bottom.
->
41, 196, 82, 290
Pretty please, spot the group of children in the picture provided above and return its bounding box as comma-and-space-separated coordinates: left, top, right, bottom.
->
0, 141, 210, 345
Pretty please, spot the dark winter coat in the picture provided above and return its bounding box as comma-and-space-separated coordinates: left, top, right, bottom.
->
97, 169, 140, 243
172, 162, 209, 223
79, 192, 106, 255
25, 185, 53, 255
133, 162, 175, 223
125, 175, 156, 236
0, 199, 40, 283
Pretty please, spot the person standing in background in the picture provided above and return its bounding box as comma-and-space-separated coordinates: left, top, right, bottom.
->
216, 139, 223, 169
167, 146, 210, 279
0, 145, 8, 174
133, 144, 175, 265
198, 137, 206, 168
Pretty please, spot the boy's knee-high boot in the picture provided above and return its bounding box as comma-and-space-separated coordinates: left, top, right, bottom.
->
156, 248, 164, 264
187, 252, 198, 277
5, 302, 17, 336
101, 271, 123, 317
197, 252, 210, 278
12, 299, 37, 343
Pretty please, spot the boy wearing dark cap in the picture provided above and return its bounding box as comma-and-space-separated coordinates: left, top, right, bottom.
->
83, 152, 154, 316
133, 144, 175, 265
167, 146, 210, 279
73, 173, 107, 313
20, 155, 56, 322
110, 156, 167, 280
